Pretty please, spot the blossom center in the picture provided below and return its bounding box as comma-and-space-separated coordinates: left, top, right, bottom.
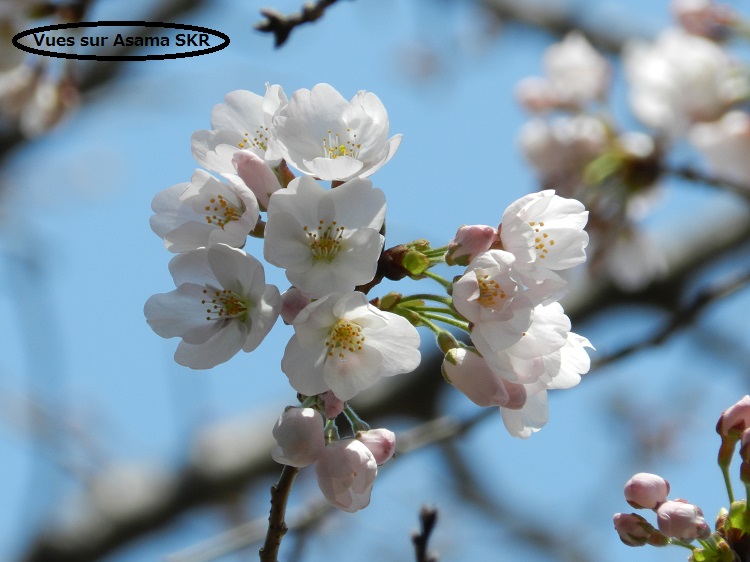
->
529, 220, 555, 259
322, 128, 361, 160
325, 319, 365, 359
204, 194, 244, 229
201, 288, 248, 321
238, 126, 269, 152
476, 273, 506, 308
303, 220, 345, 261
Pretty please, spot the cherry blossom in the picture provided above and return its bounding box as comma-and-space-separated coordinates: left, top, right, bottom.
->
264, 176, 386, 297
356, 428, 396, 465
150, 169, 260, 253
191, 84, 287, 208
271, 407, 325, 467
624, 28, 748, 137
500, 190, 589, 291
442, 347, 516, 407
542, 32, 610, 107
272, 83, 401, 181
690, 111, 750, 187
144, 244, 281, 369
281, 292, 421, 401
315, 439, 377, 512
656, 500, 711, 541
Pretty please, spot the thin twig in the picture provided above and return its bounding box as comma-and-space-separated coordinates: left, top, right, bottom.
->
592, 268, 750, 369
259, 465, 299, 562
669, 166, 750, 202
412, 506, 439, 562
255, 0, 342, 48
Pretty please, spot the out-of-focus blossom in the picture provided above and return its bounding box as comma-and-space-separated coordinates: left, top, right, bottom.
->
672, 0, 737, 39
603, 227, 667, 291
690, 111, 750, 187
543, 32, 610, 107
519, 115, 608, 189
624, 28, 748, 137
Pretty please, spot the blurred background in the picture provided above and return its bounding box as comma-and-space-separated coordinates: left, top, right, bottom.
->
2, 0, 750, 561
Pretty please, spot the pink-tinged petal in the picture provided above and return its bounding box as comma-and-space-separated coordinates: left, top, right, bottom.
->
230, 150, 281, 209
315, 439, 377, 512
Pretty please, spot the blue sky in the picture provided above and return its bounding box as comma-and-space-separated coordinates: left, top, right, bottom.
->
2, 1, 750, 561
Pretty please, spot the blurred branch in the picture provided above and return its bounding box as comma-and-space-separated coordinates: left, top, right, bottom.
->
478, 0, 640, 52
668, 166, 750, 202
411, 506, 439, 562
591, 268, 750, 370
255, 0, 343, 48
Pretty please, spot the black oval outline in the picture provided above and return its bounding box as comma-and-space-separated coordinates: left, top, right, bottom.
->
12, 21, 230, 61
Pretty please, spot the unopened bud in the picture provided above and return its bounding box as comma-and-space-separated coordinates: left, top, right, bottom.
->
280, 287, 312, 325
656, 500, 711, 541
717, 395, 750, 439
445, 224, 499, 266
515, 77, 558, 113
357, 428, 396, 465
319, 390, 345, 420
271, 407, 325, 467
613, 513, 663, 547
403, 249, 430, 276
442, 348, 515, 408
624, 473, 670, 509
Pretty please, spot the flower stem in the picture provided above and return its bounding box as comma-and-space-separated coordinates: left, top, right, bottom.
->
398, 294, 453, 306
670, 539, 696, 551
259, 465, 299, 562
343, 404, 370, 433
419, 312, 470, 332
421, 270, 452, 290
722, 464, 736, 504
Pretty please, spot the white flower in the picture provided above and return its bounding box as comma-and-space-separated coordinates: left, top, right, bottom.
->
281, 292, 421, 401
150, 169, 260, 253
144, 244, 281, 369
272, 83, 401, 181
271, 407, 325, 467
500, 190, 589, 279
452, 250, 524, 324
471, 302, 572, 384
690, 111, 750, 187
543, 32, 610, 107
315, 439, 377, 512
519, 116, 608, 186
191, 84, 287, 208
500, 331, 592, 438
624, 28, 748, 137
264, 176, 386, 297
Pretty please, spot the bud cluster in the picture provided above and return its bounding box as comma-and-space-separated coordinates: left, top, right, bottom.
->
614, 396, 750, 561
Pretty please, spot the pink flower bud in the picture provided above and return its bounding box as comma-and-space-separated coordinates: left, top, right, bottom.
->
315, 439, 377, 512
656, 500, 711, 541
717, 395, 750, 438
357, 428, 396, 465
445, 225, 499, 266
672, 0, 736, 40
613, 513, 656, 547
319, 390, 345, 419
442, 348, 512, 407
624, 473, 670, 509
231, 150, 282, 209
280, 287, 312, 325
271, 407, 325, 467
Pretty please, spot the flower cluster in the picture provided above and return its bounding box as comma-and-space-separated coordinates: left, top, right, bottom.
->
614, 396, 750, 561
144, 81, 591, 513
516, 2, 750, 292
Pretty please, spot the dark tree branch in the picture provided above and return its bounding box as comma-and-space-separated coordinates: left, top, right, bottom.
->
592, 268, 750, 370
259, 465, 299, 562
669, 166, 750, 202
255, 0, 342, 48
412, 506, 439, 562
